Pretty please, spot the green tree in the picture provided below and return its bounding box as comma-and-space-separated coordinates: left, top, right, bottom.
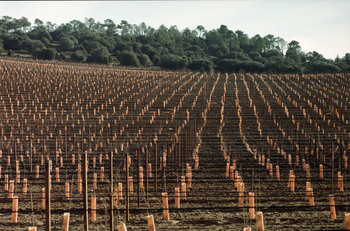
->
59, 36, 75, 51
119, 50, 140, 66
285, 40, 302, 66
71, 49, 87, 62
196, 25, 205, 38
37, 48, 57, 60
118, 20, 132, 36
160, 54, 188, 70
34, 19, 44, 28
275, 37, 287, 55
89, 46, 112, 64
45, 21, 57, 32
18, 17, 31, 33
104, 19, 117, 36
137, 53, 152, 66
188, 59, 214, 72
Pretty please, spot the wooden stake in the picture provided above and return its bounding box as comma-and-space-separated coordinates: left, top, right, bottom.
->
129, 176, 133, 195
162, 192, 170, 220
117, 223, 127, 231
269, 163, 273, 177
147, 215, 156, 231
23, 178, 27, 195
42, 188, 46, 210
36, 165, 39, 178
249, 192, 255, 219
181, 182, 186, 200
320, 164, 323, 179
100, 167, 104, 182
226, 163, 230, 178
257, 211, 264, 231
175, 187, 180, 208
78, 177, 82, 194
306, 164, 310, 178
63, 212, 70, 231
93, 172, 97, 189
4, 174, 8, 191
194, 157, 199, 170
9, 180, 14, 198
305, 182, 311, 199
308, 188, 314, 206
118, 183, 123, 200
12, 196, 18, 223
238, 182, 244, 207
345, 212, 350, 230
329, 194, 336, 220
338, 172, 344, 192
65, 182, 70, 199
291, 174, 295, 192
230, 166, 234, 181
91, 196, 96, 221
139, 166, 144, 189
187, 172, 192, 188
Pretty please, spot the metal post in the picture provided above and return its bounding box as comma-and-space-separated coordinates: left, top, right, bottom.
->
109, 151, 114, 230
45, 160, 51, 231
83, 151, 89, 231
125, 152, 130, 221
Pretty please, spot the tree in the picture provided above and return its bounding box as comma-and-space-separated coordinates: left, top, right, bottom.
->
263, 34, 276, 51
307, 62, 340, 73
119, 50, 140, 66
343, 53, 350, 65
251, 34, 265, 53
137, 53, 152, 66
59, 36, 75, 51
0, 39, 5, 53
89, 46, 112, 64
188, 59, 214, 72
118, 20, 132, 36
19, 17, 31, 33
71, 49, 87, 62
138, 22, 148, 36
275, 37, 287, 55
196, 25, 205, 38
3, 34, 21, 50
288, 40, 301, 51
45, 21, 57, 32
104, 19, 117, 36
85, 18, 96, 32
34, 19, 44, 28
0, 16, 346, 73
141, 44, 158, 61
216, 59, 238, 72
37, 48, 57, 60
285, 40, 302, 66
235, 30, 250, 52
160, 54, 188, 70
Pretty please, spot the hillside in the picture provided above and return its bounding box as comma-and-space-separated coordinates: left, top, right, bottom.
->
0, 16, 349, 73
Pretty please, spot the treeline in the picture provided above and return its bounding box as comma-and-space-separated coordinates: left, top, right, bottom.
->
0, 16, 349, 73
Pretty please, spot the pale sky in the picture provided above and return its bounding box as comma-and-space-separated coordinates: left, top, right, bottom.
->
0, 1, 349, 59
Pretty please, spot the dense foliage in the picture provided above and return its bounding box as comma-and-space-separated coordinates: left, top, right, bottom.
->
1, 16, 349, 73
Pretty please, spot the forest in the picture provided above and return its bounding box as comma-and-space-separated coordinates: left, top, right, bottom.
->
0, 16, 349, 73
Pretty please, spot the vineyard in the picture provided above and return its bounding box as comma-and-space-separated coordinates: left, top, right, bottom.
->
0, 57, 350, 230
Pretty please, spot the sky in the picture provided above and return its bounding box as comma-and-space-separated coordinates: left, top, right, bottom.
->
0, 0, 349, 59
